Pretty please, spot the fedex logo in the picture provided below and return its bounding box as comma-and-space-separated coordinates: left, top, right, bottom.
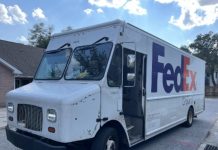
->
151, 43, 197, 93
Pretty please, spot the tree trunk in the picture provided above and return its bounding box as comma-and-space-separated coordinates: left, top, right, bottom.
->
211, 71, 216, 87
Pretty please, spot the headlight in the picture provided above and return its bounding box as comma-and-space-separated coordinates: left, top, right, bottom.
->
7, 103, 14, 113
47, 109, 57, 122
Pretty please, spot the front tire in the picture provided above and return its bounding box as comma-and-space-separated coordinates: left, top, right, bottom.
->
91, 127, 119, 150
184, 107, 194, 127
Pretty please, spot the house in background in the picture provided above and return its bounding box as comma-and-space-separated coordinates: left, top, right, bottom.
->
0, 40, 44, 107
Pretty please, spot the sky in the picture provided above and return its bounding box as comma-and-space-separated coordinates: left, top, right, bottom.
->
0, 0, 217, 48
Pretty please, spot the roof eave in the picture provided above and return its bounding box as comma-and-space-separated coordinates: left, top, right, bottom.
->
0, 58, 23, 75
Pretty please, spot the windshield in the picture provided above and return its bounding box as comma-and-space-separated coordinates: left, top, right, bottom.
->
65, 42, 113, 80
35, 48, 71, 80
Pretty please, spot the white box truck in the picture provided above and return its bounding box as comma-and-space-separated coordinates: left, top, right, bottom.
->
6, 20, 205, 150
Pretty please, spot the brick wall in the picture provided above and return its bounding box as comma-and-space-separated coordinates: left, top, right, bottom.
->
0, 63, 14, 107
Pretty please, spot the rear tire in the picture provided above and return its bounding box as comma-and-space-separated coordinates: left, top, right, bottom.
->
184, 107, 194, 127
91, 127, 119, 150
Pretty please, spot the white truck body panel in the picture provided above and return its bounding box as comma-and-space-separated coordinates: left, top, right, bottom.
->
6, 20, 205, 148
7, 82, 101, 142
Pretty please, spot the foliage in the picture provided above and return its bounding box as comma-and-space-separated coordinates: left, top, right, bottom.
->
28, 23, 53, 49
189, 31, 218, 86
180, 45, 191, 53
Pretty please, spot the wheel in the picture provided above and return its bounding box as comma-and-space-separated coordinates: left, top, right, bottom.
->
91, 127, 119, 150
184, 107, 194, 127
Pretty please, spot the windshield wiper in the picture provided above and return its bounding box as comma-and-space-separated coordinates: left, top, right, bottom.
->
93, 37, 109, 45
73, 37, 110, 52
47, 43, 71, 54
58, 43, 71, 49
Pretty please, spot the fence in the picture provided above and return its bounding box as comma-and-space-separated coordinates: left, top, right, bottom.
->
205, 86, 218, 96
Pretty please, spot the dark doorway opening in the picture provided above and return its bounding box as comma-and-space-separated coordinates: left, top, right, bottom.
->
122, 48, 146, 144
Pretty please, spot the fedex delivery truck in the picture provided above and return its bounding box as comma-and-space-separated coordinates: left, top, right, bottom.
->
6, 20, 205, 150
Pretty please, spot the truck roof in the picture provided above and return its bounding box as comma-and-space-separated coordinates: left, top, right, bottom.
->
52, 19, 205, 63
53, 19, 123, 37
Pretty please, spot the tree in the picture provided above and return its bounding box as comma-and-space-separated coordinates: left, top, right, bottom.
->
180, 45, 191, 53
28, 23, 53, 49
189, 31, 218, 86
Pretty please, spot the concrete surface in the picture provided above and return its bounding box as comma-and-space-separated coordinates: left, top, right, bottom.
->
0, 108, 6, 129
198, 118, 218, 150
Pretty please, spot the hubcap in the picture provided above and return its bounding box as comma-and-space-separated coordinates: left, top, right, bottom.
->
106, 137, 116, 150
188, 110, 193, 124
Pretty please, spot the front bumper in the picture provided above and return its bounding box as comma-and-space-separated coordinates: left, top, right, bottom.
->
6, 126, 67, 150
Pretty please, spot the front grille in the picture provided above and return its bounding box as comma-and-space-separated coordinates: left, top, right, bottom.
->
17, 104, 43, 131
205, 144, 218, 150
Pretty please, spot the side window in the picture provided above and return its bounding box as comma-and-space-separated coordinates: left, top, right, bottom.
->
107, 44, 122, 87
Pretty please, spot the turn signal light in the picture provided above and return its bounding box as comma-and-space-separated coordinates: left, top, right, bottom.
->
48, 127, 55, 133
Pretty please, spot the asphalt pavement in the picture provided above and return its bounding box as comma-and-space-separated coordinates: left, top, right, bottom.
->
0, 98, 218, 150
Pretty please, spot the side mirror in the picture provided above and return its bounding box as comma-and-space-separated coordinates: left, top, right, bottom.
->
127, 73, 135, 82
127, 54, 136, 68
